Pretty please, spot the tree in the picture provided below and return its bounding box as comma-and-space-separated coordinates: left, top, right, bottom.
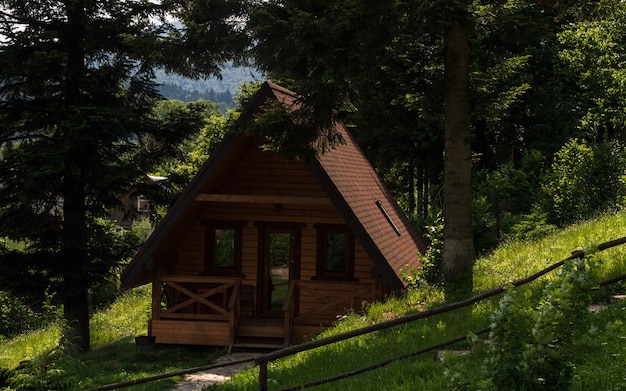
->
0, 0, 250, 352
148, 98, 233, 216
440, 0, 475, 297
247, 0, 478, 292
557, 6, 626, 142
246, 0, 626, 293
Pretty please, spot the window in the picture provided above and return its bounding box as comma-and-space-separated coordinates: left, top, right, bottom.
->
315, 224, 355, 280
203, 221, 243, 275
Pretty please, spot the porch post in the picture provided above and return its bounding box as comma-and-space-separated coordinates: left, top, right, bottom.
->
151, 269, 163, 321
259, 361, 268, 391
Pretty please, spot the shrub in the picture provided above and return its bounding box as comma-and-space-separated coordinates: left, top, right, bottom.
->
481, 256, 597, 390
0, 293, 41, 340
541, 139, 626, 225
505, 210, 557, 242
402, 212, 444, 287
5, 340, 81, 391
472, 151, 546, 252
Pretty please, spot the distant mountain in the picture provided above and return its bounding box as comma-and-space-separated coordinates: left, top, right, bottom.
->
155, 63, 260, 108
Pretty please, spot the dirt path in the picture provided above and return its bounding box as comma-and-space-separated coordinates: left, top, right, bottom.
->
170, 352, 259, 391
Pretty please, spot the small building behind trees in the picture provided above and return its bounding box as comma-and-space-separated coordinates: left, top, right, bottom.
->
121, 82, 426, 350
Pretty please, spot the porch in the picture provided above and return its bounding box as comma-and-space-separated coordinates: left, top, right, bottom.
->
148, 275, 377, 350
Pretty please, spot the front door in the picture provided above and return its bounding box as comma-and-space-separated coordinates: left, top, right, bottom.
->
259, 226, 300, 316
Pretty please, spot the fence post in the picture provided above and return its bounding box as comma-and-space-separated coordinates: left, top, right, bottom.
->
259, 361, 268, 391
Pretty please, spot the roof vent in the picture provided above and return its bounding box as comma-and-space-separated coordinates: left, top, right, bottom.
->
375, 200, 401, 237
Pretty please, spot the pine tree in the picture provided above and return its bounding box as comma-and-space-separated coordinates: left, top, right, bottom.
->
0, 0, 250, 352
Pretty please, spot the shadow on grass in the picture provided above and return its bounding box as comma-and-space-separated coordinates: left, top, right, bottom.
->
78, 337, 226, 391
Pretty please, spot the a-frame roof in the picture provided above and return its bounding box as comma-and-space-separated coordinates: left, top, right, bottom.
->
121, 81, 425, 291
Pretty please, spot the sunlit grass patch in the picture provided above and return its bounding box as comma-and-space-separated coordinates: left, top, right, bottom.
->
0, 324, 61, 369
90, 285, 151, 348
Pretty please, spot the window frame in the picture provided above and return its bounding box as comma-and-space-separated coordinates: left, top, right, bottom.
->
203, 220, 244, 276
314, 224, 356, 281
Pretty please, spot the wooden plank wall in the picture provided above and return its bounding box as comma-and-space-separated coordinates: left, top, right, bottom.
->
151, 319, 231, 346
170, 144, 385, 320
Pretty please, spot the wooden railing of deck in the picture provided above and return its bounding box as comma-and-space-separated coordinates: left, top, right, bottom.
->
156, 275, 241, 322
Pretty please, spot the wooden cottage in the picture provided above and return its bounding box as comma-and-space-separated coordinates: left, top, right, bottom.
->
121, 82, 426, 350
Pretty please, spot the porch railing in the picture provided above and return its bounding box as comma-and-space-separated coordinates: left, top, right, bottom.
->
153, 275, 242, 322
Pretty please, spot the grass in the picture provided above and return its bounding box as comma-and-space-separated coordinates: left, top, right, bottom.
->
211, 210, 626, 390
2, 210, 626, 390
0, 285, 226, 390
0, 325, 61, 369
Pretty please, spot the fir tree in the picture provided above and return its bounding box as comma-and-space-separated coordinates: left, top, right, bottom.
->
0, 0, 250, 352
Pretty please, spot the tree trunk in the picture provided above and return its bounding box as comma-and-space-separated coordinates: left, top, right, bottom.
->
441, 13, 475, 300
63, 276, 90, 353
61, 1, 90, 353
61, 174, 91, 353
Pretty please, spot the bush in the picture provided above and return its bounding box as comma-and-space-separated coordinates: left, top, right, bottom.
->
402, 212, 444, 287
5, 340, 81, 391
541, 139, 626, 225
0, 293, 41, 340
472, 150, 546, 251
482, 256, 596, 390
505, 210, 557, 242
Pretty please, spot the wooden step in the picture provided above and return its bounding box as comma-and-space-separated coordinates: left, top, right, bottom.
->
236, 324, 284, 337
231, 342, 286, 349
231, 335, 287, 350
230, 317, 289, 352
236, 331, 284, 339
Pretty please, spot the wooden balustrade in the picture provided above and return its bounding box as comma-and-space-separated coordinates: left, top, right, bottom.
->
149, 274, 375, 347
156, 275, 242, 321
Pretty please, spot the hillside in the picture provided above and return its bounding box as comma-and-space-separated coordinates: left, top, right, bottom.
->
155, 63, 260, 107
2, 211, 626, 390
214, 211, 626, 390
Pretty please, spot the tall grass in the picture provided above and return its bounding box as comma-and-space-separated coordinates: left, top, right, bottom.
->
211, 210, 626, 390
0, 325, 61, 369
0, 285, 225, 391
474, 211, 626, 292
90, 285, 152, 348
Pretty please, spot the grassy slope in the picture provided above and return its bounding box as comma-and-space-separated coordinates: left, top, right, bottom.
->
0, 286, 226, 390
212, 211, 626, 390
1, 211, 626, 390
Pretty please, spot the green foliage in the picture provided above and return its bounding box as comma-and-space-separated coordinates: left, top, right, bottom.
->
5, 340, 81, 391
0, 294, 39, 340
0, 287, 60, 341
557, 8, 626, 141
540, 139, 626, 225
401, 212, 444, 287
149, 99, 232, 219
475, 257, 597, 390
472, 150, 548, 249
505, 210, 558, 242
89, 286, 151, 348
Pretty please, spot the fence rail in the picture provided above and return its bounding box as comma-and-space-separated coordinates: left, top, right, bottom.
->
272, 271, 626, 391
